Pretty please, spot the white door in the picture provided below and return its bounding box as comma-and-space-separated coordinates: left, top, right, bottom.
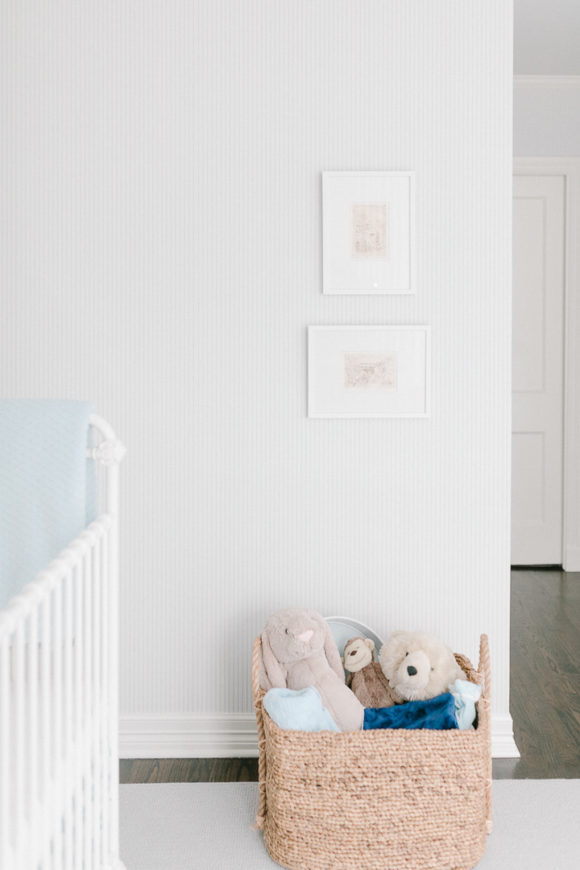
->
511, 174, 565, 565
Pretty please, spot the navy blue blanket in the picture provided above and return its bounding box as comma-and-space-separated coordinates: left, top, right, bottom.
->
363, 692, 458, 731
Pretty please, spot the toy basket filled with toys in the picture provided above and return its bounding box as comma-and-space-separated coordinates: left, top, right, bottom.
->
252, 609, 492, 870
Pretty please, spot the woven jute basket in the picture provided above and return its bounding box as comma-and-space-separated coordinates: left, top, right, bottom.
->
252, 633, 492, 870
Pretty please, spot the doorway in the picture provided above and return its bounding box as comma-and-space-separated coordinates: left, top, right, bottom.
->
511, 159, 580, 569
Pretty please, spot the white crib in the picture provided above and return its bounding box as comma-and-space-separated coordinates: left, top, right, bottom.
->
0, 415, 126, 870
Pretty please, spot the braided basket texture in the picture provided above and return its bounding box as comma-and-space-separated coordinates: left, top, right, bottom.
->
252, 634, 492, 870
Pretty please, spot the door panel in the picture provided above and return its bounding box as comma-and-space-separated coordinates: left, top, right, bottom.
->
511, 175, 565, 565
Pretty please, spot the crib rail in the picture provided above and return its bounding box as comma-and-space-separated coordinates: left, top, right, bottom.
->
0, 415, 125, 870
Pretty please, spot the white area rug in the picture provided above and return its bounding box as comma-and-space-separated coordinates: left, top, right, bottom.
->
120, 780, 580, 870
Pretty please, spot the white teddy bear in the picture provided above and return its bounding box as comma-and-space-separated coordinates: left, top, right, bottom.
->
379, 630, 466, 702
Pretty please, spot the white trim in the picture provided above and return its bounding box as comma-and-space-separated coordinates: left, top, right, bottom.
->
514, 75, 580, 87
514, 158, 580, 572
514, 157, 580, 172
119, 714, 260, 759
490, 715, 520, 759
119, 713, 519, 759
564, 547, 580, 572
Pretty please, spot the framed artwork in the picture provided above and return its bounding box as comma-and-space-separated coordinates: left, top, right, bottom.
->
322, 171, 415, 295
308, 325, 430, 418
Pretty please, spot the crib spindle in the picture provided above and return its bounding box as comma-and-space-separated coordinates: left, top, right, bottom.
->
41, 586, 52, 867
53, 570, 64, 869
28, 598, 40, 867
92, 533, 103, 868
83, 540, 95, 870
14, 619, 25, 863
101, 531, 111, 865
107, 453, 122, 862
74, 555, 84, 870
63, 561, 74, 870
0, 631, 11, 869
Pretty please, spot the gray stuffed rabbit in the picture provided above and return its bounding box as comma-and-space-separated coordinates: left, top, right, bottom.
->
260, 608, 364, 731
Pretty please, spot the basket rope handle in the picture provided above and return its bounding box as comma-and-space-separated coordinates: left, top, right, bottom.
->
478, 633, 491, 701
251, 636, 267, 830
477, 633, 493, 834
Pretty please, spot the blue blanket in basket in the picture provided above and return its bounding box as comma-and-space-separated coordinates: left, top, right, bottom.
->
263, 687, 459, 733
363, 692, 458, 730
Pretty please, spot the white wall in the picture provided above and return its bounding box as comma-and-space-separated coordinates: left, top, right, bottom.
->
514, 77, 580, 156
1, 1, 515, 755
514, 0, 580, 75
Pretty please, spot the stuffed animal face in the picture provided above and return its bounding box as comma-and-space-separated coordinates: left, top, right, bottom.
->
260, 608, 364, 731
263, 608, 326, 664
342, 637, 375, 673
379, 630, 463, 701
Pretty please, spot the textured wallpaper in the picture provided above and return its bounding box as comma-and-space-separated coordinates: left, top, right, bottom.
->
1, 1, 513, 728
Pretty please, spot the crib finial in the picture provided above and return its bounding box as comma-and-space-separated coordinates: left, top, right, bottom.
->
88, 438, 126, 466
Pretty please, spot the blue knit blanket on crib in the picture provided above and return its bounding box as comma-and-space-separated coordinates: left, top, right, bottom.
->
0, 400, 96, 609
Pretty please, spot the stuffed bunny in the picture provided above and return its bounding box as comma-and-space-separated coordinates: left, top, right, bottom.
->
260, 608, 364, 731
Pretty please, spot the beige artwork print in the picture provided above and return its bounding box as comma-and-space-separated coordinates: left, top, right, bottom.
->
344, 353, 398, 390
351, 203, 388, 258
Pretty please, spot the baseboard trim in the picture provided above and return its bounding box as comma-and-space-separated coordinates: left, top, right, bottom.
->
119, 714, 259, 758
119, 713, 520, 759
491, 715, 520, 758
564, 547, 580, 572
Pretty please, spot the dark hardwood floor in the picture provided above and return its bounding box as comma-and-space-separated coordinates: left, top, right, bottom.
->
494, 567, 580, 779
120, 569, 580, 784
119, 756, 258, 784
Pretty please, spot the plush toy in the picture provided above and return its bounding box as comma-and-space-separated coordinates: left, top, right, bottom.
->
342, 637, 403, 708
379, 630, 467, 702
260, 608, 364, 731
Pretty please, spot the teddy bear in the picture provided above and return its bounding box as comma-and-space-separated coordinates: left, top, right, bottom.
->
379, 630, 467, 702
342, 637, 403, 708
260, 607, 364, 731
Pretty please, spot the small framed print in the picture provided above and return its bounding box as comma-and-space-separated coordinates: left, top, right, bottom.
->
322, 171, 415, 295
308, 325, 430, 418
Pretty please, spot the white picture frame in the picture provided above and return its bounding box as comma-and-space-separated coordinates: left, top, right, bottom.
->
322, 171, 416, 295
308, 325, 430, 418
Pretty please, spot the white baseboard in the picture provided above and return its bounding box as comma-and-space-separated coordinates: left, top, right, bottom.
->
120, 714, 260, 758
564, 546, 580, 572
119, 713, 520, 759
491, 715, 520, 758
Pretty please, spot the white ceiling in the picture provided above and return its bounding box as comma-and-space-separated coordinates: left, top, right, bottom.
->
515, 0, 580, 75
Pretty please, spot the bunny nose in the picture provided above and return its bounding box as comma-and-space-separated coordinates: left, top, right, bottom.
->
297, 629, 314, 643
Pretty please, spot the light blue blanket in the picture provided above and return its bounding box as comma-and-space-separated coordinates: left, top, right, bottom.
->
263, 687, 340, 732
0, 400, 96, 609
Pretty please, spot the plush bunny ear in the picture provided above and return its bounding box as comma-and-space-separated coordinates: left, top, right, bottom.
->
322, 620, 346, 680
261, 630, 287, 689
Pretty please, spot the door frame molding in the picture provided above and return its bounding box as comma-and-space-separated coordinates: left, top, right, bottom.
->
514, 158, 580, 570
